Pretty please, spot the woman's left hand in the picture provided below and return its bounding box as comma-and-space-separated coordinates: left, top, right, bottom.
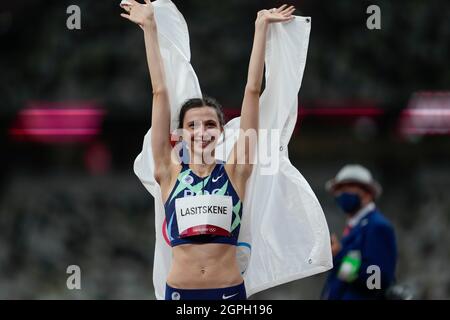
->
120, 0, 155, 29
256, 4, 296, 26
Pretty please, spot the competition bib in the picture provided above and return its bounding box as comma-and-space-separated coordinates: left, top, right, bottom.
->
175, 194, 233, 237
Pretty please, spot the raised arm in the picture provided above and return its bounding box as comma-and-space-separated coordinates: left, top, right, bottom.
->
121, 0, 173, 184
227, 5, 296, 177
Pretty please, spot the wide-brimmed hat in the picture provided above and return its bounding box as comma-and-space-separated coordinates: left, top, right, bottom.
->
325, 164, 382, 198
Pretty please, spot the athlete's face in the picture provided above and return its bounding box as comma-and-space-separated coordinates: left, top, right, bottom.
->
182, 106, 223, 159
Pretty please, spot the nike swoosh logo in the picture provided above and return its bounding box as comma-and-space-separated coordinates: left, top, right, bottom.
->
212, 174, 224, 183
222, 292, 239, 300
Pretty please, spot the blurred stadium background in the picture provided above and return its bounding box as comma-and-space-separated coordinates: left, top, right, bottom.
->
1, 0, 449, 299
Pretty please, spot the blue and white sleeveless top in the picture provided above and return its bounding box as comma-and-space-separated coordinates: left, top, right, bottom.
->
164, 161, 243, 247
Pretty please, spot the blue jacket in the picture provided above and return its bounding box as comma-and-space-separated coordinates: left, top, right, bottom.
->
321, 209, 397, 300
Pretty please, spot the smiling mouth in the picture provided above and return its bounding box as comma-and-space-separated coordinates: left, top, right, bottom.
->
193, 138, 215, 148
196, 140, 210, 148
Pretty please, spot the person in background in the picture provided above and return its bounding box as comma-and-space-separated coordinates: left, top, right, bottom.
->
321, 164, 397, 300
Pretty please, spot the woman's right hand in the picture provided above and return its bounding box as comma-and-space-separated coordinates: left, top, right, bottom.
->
121, 0, 155, 29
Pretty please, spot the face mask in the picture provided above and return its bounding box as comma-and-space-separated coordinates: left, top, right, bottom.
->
335, 192, 362, 214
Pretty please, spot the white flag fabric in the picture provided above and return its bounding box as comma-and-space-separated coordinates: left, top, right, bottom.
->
132, 0, 332, 299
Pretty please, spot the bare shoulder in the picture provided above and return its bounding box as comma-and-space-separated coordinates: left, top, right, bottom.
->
158, 162, 182, 204
224, 163, 253, 201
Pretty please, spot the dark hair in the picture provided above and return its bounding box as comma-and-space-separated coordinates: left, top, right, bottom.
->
178, 96, 225, 129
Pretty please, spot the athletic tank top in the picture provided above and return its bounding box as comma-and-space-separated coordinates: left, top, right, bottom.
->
164, 161, 243, 247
